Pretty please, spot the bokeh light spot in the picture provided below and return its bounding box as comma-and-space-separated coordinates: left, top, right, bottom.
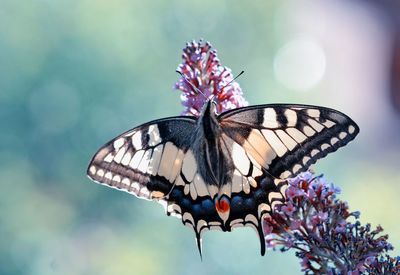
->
274, 38, 326, 91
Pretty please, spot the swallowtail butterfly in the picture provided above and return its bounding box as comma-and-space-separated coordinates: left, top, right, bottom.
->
87, 100, 359, 256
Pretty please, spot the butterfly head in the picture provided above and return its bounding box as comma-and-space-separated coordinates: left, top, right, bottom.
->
203, 98, 219, 115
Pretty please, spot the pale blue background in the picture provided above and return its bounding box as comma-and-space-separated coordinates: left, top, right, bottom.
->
1, 0, 399, 274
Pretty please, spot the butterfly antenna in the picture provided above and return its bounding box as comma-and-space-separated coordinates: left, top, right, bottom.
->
177, 71, 208, 100
221, 70, 244, 91
211, 70, 245, 104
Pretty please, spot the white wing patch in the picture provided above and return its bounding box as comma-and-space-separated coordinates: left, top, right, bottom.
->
148, 125, 161, 146
231, 170, 243, 193
113, 138, 125, 149
129, 150, 144, 169
220, 134, 267, 195
113, 146, 126, 163
242, 131, 276, 168
307, 109, 320, 118
261, 129, 287, 157
193, 174, 208, 197
284, 109, 297, 126
303, 125, 316, 137
182, 150, 197, 182
263, 108, 279, 128
131, 131, 142, 149
307, 118, 324, 132
138, 150, 152, 173
275, 130, 297, 150
286, 128, 307, 143
231, 142, 250, 175
148, 144, 163, 175
121, 152, 132, 166
169, 149, 185, 181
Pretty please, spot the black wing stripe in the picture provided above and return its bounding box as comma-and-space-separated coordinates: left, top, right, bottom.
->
275, 107, 288, 126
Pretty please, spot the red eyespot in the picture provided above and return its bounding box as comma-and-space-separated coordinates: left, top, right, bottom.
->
215, 197, 230, 213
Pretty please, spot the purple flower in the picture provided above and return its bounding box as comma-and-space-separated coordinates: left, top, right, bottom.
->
263, 221, 274, 235
300, 256, 311, 271
306, 187, 316, 200
174, 39, 248, 116
311, 211, 328, 226
365, 256, 376, 265
285, 185, 305, 200
265, 234, 277, 249
321, 181, 341, 197
281, 202, 296, 216
335, 219, 347, 233
263, 171, 398, 274
284, 238, 295, 248
290, 219, 302, 230
366, 255, 400, 273
351, 211, 361, 219
287, 171, 314, 186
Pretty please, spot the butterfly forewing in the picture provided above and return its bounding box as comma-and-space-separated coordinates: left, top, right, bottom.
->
87, 117, 196, 200
219, 104, 359, 179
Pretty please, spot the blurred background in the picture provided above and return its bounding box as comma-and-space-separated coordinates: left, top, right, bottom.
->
1, 0, 399, 274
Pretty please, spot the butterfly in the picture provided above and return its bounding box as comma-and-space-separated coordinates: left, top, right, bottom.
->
87, 100, 359, 257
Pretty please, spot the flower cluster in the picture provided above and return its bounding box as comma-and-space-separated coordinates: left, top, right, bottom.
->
174, 39, 248, 116
263, 172, 399, 274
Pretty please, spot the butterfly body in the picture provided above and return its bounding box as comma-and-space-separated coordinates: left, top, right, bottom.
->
87, 102, 359, 256
192, 100, 228, 188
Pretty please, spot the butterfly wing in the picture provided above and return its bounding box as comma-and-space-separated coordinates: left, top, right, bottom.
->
87, 117, 197, 201
209, 104, 359, 255
218, 104, 359, 179
87, 116, 227, 256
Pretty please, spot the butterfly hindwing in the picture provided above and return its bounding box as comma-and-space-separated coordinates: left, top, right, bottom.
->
87, 117, 197, 200
163, 155, 286, 256
219, 104, 359, 179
